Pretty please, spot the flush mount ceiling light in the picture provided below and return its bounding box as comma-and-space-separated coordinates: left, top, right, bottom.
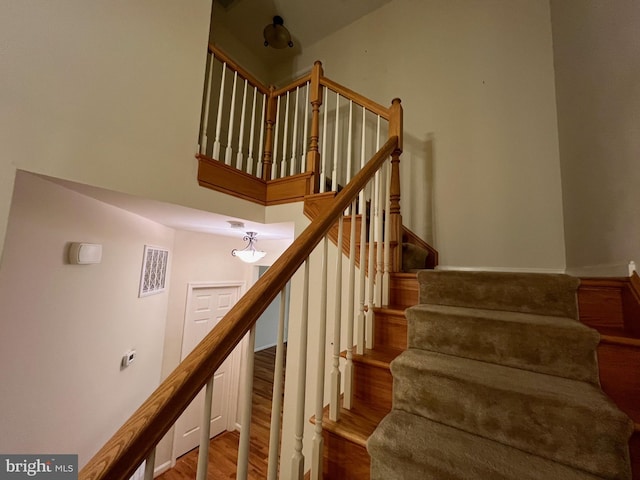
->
263, 15, 294, 49
232, 231, 267, 263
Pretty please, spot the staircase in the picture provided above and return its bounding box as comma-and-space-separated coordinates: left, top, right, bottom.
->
321, 270, 635, 479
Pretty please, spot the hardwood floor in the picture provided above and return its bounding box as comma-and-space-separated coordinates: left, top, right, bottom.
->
157, 346, 284, 479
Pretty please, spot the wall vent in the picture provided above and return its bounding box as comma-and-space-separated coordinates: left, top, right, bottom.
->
139, 245, 169, 297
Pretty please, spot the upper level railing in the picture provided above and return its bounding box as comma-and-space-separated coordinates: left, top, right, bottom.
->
199, 45, 393, 198
79, 47, 404, 480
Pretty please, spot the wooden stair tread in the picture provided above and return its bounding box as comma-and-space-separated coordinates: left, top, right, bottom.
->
341, 347, 403, 368
374, 305, 409, 315
600, 333, 640, 346
311, 403, 389, 448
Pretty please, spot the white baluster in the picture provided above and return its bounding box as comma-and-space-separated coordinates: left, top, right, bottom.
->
196, 376, 214, 480
267, 288, 288, 480
311, 237, 328, 480
375, 117, 384, 307
301, 82, 310, 173
212, 62, 227, 159
290, 87, 299, 176
357, 181, 368, 356
272, 96, 281, 180
237, 326, 256, 480
143, 448, 156, 480
225, 71, 238, 165
281, 91, 290, 178
199, 52, 214, 155
359, 107, 367, 213
331, 92, 340, 192
291, 259, 310, 480
366, 174, 376, 349
346, 100, 354, 187
344, 200, 357, 410
330, 216, 343, 421
236, 79, 248, 170
257, 94, 266, 178
383, 159, 392, 306
319, 86, 328, 193
246, 86, 258, 175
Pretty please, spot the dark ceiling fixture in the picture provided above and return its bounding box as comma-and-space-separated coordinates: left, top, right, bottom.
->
263, 16, 294, 49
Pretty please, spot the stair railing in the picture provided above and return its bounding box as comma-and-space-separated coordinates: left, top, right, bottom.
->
199, 45, 396, 203
80, 112, 401, 479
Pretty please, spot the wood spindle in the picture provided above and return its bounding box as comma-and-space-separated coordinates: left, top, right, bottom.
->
199, 52, 214, 155
388, 98, 403, 273
281, 91, 290, 178
212, 62, 227, 159
246, 86, 258, 175
291, 258, 310, 480
267, 288, 288, 480
357, 181, 368, 356
257, 93, 267, 178
374, 116, 383, 307
143, 448, 156, 480
237, 326, 256, 480
346, 100, 354, 198
358, 106, 366, 214
196, 376, 214, 480
311, 237, 328, 480
225, 71, 238, 165
290, 87, 299, 176
331, 92, 340, 192
330, 216, 343, 421
301, 82, 310, 176
366, 174, 376, 349
383, 159, 391, 306
319, 86, 328, 194
236, 79, 248, 170
344, 200, 357, 410
272, 95, 281, 180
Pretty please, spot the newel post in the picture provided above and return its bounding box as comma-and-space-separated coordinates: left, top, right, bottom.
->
388, 98, 403, 273
306, 61, 324, 194
262, 85, 277, 182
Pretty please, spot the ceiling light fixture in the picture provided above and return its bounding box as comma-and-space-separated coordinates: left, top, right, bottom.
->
263, 16, 294, 49
232, 231, 267, 263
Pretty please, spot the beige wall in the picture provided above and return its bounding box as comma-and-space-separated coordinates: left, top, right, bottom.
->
551, 0, 640, 276
0, 172, 174, 466
0, 0, 269, 262
269, 0, 566, 271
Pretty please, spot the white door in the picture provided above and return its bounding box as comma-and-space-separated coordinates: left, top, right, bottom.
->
173, 284, 240, 458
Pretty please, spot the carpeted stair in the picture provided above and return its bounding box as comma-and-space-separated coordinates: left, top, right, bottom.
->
367, 270, 634, 479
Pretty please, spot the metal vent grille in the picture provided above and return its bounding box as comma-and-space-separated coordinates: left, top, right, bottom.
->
139, 246, 169, 297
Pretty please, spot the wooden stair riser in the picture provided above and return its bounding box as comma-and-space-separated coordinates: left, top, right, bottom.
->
631, 429, 640, 479
353, 360, 393, 412
373, 310, 407, 350
322, 430, 370, 480
388, 273, 419, 307
597, 341, 640, 422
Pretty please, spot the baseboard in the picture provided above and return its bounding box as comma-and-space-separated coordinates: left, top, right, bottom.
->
566, 261, 636, 278
153, 460, 172, 477
435, 265, 565, 274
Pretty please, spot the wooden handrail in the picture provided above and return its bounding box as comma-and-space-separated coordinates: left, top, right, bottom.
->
320, 77, 390, 119
208, 44, 270, 95
273, 74, 313, 97
79, 136, 399, 480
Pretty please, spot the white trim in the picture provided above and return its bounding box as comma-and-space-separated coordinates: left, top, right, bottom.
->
255, 341, 278, 352
435, 265, 566, 274
565, 260, 636, 278
153, 461, 172, 478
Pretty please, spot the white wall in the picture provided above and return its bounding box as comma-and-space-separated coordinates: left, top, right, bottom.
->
269, 0, 566, 271
0, 172, 174, 467
0, 0, 269, 262
551, 0, 640, 276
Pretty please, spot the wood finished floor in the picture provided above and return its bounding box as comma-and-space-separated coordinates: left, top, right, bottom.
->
157, 346, 284, 479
